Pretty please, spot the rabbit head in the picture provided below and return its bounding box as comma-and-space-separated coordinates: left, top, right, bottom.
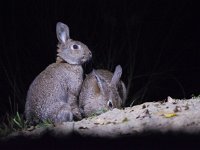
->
94, 65, 123, 109
56, 22, 92, 65
79, 65, 127, 117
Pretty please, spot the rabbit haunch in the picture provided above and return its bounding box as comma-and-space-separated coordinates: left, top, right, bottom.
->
79, 65, 127, 117
25, 22, 92, 124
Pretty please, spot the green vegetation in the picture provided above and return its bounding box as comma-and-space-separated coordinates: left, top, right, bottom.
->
0, 112, 54, 137
13, 112, 26, 130
35, 119, 54, 128
0, 112, 27, 137
88, 108, 108, 118
191, 94, 200, 99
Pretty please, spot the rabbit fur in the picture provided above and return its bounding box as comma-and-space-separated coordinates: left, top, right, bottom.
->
25, 22, 92, 124
79, 65, 127, 117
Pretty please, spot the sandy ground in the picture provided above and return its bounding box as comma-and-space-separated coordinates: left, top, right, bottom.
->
2, 96, 200, 139
2, 97, 200, 149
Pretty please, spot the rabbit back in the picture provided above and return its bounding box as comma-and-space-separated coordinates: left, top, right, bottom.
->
25, 63, 83, 123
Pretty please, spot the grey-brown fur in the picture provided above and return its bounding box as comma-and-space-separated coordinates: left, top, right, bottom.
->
25, 22, 92, 124
79, 65, 127, 117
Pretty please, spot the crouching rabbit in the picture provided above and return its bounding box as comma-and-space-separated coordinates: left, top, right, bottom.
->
79, 65, 127, 117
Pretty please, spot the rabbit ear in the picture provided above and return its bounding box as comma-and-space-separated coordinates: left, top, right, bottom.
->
56, 22, 70, 44
118, 81, 127, 106
111, 65, 122, 86
93, 70, 105, 95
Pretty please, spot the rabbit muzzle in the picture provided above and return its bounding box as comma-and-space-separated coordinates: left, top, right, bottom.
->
80, 51, 92, 63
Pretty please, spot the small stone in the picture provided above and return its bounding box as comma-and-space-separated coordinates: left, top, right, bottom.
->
142, 104, 146, 109
122, 117, 129, 123
79, 126, 88, 129
173, 106, 182, 112
167, 96, 176, 103
183, 104, 189, 110
27, 126, 35, 131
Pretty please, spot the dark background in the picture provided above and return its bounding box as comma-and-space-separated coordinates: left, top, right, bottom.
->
0, 0, 200, 118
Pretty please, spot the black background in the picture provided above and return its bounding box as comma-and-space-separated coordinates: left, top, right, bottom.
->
0, 0, 200, 117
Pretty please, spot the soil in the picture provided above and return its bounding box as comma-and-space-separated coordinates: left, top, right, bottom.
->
1, 97, 200, 149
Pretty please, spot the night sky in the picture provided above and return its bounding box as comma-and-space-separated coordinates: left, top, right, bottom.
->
0, 0, 200, 117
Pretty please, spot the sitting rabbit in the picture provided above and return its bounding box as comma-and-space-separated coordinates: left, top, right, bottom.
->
79, 65, 127, 117
25, 22, 92, 124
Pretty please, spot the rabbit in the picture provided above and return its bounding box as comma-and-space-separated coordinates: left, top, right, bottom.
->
25, 22, 92, 124
79, 65, 127, 118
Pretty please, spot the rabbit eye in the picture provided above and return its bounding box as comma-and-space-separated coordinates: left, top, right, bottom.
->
107, 101, 113, 108
71, 44, 79, 50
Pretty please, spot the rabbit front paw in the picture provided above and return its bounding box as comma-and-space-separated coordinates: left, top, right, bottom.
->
72, 108, 82, 121
56, 110, 73, 123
